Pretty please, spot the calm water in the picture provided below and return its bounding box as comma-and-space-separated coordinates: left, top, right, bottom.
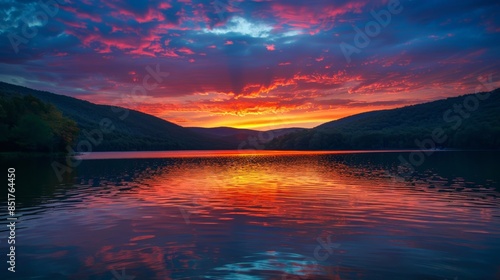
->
1, 151, 500, 280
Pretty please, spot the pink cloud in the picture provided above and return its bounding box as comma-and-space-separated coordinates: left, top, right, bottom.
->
265, 44, 276, 51
178, 47, 196, 55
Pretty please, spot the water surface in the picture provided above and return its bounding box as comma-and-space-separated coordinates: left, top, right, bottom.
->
1, 151, 499, 279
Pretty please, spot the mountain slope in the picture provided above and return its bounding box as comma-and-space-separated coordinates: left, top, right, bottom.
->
188, 127, 258, 138
188, 126, 306, 149
0, 82, 226, 151
267, 88, 500, 150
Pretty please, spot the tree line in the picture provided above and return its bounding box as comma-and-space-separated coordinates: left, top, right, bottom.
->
0, 95, 79, 153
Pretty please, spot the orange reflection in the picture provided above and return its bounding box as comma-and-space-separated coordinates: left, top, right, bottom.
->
24, 152, 500, 279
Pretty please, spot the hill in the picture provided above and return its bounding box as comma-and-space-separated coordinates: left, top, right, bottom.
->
187, 127, 306, 149
0, 95, 79, 153
266, 88, 500, 150
0, 82, 227, 151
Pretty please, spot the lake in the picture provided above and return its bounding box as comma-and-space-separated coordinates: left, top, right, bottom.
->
1, 150, 499, 279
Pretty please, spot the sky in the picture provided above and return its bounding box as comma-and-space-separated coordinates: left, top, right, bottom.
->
0, 0, 499, 129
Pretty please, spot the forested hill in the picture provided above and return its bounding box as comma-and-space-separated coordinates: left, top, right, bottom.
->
187, 127, 306, 148
0, 82, 227, 151
266, 88, 500, 150
0, 95, 79, 153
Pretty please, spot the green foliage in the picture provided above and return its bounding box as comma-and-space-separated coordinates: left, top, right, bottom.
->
11, 114, 53, 150
0, 95, 79, 152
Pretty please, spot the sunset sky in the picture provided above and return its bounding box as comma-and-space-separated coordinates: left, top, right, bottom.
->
0, 0, 499, 129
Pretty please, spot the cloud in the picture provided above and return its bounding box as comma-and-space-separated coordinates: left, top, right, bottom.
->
265, 44, 275, 51
0, 0, 498, 128
203, 16, 273, 38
